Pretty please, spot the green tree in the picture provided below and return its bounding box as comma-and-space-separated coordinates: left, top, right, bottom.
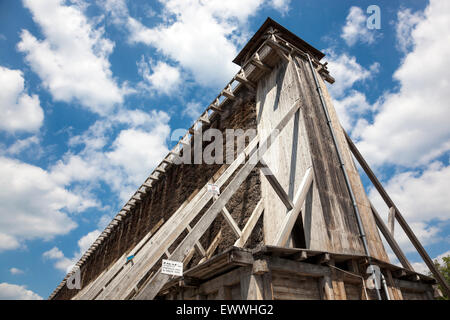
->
428, 254, 450, 300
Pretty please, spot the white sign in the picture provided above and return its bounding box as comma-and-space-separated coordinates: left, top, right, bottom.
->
207, 183, 220, 195
161, 259, 183, 277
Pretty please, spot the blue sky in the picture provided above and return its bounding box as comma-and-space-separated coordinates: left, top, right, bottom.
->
0, 0, 449, 299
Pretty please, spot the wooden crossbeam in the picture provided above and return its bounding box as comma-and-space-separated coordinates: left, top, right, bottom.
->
155, 166, 165, 174
251, 53, 271, 72
221, 206, 242, 238
234, 199, 264, 248
260, 163, 294, 210
199, 229, 223, 264
267, 39, 290, 63
222, 84, 235, 100
186, 225, 207, 257
199, 114, 210, 125
234, 73, 255, 90
275, 167, 313, 247
343, 129, 450, 296
133, 100, 301, 300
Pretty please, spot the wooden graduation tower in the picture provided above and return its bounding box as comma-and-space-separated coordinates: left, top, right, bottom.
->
50, 18, 448, 300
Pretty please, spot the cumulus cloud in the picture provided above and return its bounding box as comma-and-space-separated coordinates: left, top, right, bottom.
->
182, 101, 203, 121
44, 229, 101, 273
369, 161, 450, 224
411, 250, 450, 274
101, 0, 291, 88
325, 50, 378, 98
50, 109, 170, 203
18, 0, 124, 115
0, 283, 42, 300
396, 8, 424, 54
0, 156, 97, 252
355, 0, 450, 167
341, 6, 379, 46
137, 58, 181, 95
0, 66, 43, 133
9, 268, 24, 275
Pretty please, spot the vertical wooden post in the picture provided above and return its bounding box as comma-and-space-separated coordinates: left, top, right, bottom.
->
321, 275, 334, 300
329, 260, 347, 300
385, 270, 403, 300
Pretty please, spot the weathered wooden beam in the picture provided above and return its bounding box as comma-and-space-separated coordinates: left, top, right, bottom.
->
344, 129, 449, 296
371, 202, 413, 271
234, 73, 256, 90
388, 206, 396, 236
274, 167, 313, 246
267, 39, 290, 63
199, 114, 210, 125
260, 163, 294, 210
234, 199, 264, 248
221, 205, 242, 238
251, 53, 271, 72
199, 229, 222, 264
395, 279, 433, 293
222, 84, 235, 100
268, 256, 331, 277
154, 166, 165, 174
186, 225, 206, 257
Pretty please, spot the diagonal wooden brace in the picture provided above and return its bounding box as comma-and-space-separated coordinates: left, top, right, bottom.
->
275, 167, 313, 247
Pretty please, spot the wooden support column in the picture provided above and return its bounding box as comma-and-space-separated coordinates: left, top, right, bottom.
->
388, 207, 396, 236
329, 260, 347, 300
240, 267, 264, 300
385, 269, 403, 300
370, 202, 413, 271
252, 259, 274, 300
321, 275, 334, 300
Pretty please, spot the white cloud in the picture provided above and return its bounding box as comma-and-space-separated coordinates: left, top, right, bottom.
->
102, 0, 290, 88
182, 101, 203, 121
325, 51, 378, 134
369, 161, 450, 255
3, 136, 41, 157
18, 0, 124, 115
0, 66, 43, 133
138, 58, 181, 95
0, 283, 42, 300
325, 51, 376, 98
333, 90, 371, 131
355, 0, 450, 167
411, 250, 450, 274
369, 161, 450, 224
9, 268, 24, 275
44, 229, 101, 273
0, 156, 97, 252
50, 109, 170, 203
341, 6, 377, 46
396, 8, 424, 54
269, 0, 291, 15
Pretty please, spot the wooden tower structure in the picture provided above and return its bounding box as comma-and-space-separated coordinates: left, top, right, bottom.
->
49, 18, 448, 300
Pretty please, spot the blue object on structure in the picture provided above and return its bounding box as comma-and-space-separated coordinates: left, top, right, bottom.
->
126, 255, 134, 262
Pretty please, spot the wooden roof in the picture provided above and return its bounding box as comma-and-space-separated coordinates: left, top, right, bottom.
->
233, 17, 325, 66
